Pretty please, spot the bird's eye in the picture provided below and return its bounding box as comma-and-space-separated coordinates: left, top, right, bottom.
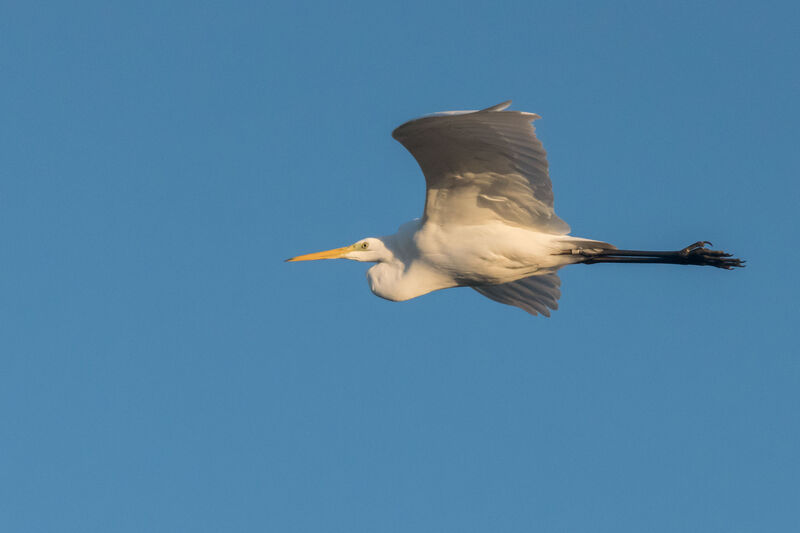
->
361, 242, 369, 249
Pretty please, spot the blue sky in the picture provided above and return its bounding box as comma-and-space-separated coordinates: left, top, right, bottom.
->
2, 1, 799, 531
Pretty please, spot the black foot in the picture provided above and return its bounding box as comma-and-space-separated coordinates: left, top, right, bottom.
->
679, 241, 745, 269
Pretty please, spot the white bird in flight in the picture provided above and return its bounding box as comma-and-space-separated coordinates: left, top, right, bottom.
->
287, 101, 743, 317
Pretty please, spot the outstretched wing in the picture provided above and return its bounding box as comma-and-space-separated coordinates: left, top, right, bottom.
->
392, 101, 570, 234
472, 273, 562, 317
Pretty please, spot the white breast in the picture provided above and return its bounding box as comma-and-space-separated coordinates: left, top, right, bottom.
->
367, 260, 455, 302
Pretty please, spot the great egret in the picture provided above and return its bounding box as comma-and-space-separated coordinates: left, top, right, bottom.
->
287, 101, 743, 317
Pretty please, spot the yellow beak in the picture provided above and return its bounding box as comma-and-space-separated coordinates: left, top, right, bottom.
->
285, 245, 351, 262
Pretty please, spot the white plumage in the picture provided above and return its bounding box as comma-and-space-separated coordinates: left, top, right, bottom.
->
393, 101, 569, 234
287, 101, 742, 316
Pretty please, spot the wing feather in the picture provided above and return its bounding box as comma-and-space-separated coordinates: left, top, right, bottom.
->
392, 101, 570, 234
472, 273, 561, 317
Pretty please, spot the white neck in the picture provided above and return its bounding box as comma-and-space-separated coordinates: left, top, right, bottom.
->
366, 219, 455, 301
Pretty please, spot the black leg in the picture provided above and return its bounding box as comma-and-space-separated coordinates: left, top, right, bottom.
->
572, 241, 744, 270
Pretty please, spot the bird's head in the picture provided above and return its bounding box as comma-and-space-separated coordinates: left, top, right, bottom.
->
286, 237, 391, 263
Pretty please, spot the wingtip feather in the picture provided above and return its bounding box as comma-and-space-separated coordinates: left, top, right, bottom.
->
481, 100, 512, 112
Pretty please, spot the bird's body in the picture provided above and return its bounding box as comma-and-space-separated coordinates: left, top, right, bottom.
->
288, 101, 742, 317
366, 219, 604, 302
